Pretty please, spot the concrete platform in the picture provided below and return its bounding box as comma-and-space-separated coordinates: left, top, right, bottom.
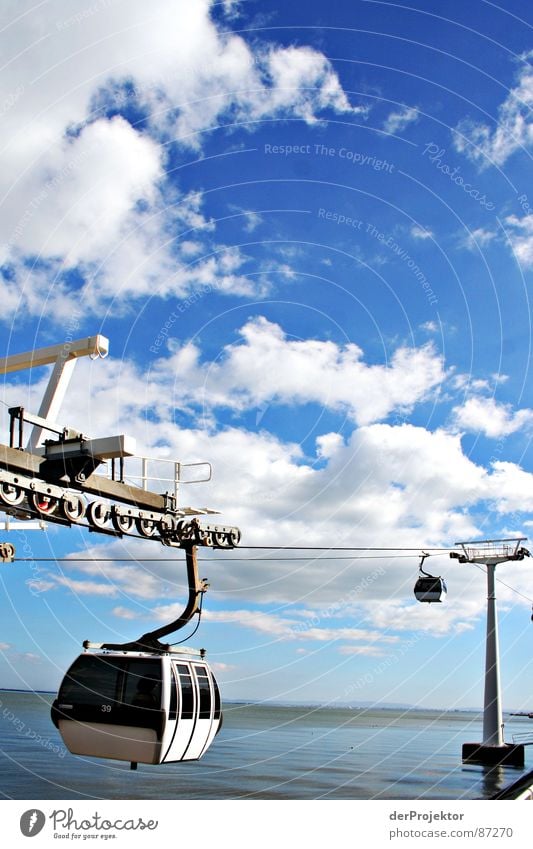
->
462, 742, 525, 766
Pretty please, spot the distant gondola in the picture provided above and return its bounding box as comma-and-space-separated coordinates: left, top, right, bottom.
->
413, 551, 447, 603
51, 647, 222, 765
413, 574, 447, 603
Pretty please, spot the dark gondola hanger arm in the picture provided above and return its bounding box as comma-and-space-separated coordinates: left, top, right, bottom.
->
418, 551, 431, 576
91, 544, 207, 654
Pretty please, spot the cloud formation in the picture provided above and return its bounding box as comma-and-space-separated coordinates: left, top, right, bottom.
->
454, 56, 533, 167
452, 395, 533, 438
505, 213, 533, 268
383, 105, 418, 135
0, 0, 360, 321
153, 316, 447, 425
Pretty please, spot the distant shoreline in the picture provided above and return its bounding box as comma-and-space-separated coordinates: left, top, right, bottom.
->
0, 688, 494, 712
0, 688, 55, 694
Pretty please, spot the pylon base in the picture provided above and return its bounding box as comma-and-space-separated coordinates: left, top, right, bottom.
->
462, 743, 525, 766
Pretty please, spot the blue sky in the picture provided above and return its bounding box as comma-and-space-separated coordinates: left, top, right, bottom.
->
1, 0, 533, 712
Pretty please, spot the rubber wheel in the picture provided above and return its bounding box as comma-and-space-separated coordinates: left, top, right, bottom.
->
213, 530, 229, 548
0, 482, 25, 506
29, 491, 58, 516
60, 494, 85, 523
158, 515, 176, 536
136, 517, 158, 538
86, 501, 110, 529
228, 527, 241, 546
111, 512, 135, 533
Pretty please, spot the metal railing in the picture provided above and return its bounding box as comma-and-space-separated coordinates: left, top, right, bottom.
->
108, 455, 212, 503
512, 732, 533, 746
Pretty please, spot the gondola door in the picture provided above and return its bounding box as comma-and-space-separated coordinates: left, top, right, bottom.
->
200, 667, 222, 756
161, 662, 197, 762
160, 661, 221, 762
186, 664, 215, 759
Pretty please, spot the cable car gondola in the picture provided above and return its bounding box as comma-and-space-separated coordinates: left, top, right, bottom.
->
51, 544, 223, 767
51, 647, 221, 764
413, 552, 447, 603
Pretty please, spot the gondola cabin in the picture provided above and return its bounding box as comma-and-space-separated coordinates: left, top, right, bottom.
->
51, 648, 222, 765
413, 575, 447, 603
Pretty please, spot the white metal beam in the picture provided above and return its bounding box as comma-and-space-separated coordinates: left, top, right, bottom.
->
0, 335, 109, 452
0, 335, 109, 374
1, 517, 46, 531
43, 434, 137, 461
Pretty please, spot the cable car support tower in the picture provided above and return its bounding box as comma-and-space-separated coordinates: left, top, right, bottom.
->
450, 538, 530, 766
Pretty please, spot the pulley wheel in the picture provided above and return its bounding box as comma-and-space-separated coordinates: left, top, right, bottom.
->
29, 491, 58, 516
158, 514, 176, 535
227, 527, 241, 546
60, 494, 85, 523
0, 542, 15, 561
136, 517, 158, 538
194, 526, 212, 546
0, 482, 25, 506
86, 501, 110, 529
111, 511, 135, 533
175, 519, 194, 540
213, 530, 229, 548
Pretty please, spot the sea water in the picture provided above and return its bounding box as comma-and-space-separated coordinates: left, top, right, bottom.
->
1, 691, 531, 800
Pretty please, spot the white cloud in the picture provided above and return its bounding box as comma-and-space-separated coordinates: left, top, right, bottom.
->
0, 0, 360, 319
110, 596, 481, 651
337, 645, 389, 656
209, 661, 236, 673
452, 374, 491, 392
462, 227, 498, 251
203, 608, 399, 645
179, 240, 204, 257
1, 0, 358, 166
85, 239, 265, 309
141, 25, 362, 145
359, 597, 480, 637
21, 652, 41, 663
153, 316, 446, 425
452, 396, 533, 438
53, 575, 121, 596
220, 0, 241, 17
410, 225, 433, 240
0, 642, 11, 651
1, 195, 265, 320
64, 555, 494, 642
258, 45, 358, 123
4, 116, 162, 264
143, 604, 401, 648
454, 56, 533, 166
346, 424, 487, 523
112, 606, 140, 620
488, 461, 533, 513
26, 579, 56, 595
243, 211, 263, 233
504, 213, 533, 268
383, 105, 419, 135
316, 432, 344, 459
